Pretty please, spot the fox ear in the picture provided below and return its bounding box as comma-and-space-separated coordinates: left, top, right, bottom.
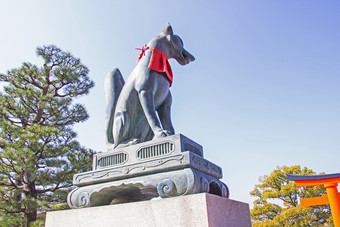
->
161, 23, 173, 36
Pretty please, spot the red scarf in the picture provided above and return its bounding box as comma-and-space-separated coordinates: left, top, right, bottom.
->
136, 45, 173, 87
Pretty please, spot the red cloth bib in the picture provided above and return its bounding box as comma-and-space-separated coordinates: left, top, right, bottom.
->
137, 46, 173, 87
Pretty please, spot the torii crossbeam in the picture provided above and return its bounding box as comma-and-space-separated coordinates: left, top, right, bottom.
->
287, 173, 340, 227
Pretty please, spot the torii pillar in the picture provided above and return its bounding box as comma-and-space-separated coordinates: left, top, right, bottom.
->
287, 173, 340, 227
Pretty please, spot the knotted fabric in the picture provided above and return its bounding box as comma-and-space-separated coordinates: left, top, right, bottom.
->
136, 45, 173, 87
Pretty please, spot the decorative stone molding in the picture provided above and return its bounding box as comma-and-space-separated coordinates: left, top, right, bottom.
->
68, 168, 228, 208
67, 134, 229, 208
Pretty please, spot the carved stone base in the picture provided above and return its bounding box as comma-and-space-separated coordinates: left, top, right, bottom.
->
68, 168, 228, 208
67, 134, 229, 208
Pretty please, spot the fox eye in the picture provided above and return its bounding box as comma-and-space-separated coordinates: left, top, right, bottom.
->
173, 35, 183, 47
176, 36, 183, 46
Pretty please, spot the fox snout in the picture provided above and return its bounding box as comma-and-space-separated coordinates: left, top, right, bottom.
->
182, 49, 195, 64
175, 48, 195, 66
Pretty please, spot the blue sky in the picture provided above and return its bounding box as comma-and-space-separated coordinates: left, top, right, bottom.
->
0, 0, 339, 205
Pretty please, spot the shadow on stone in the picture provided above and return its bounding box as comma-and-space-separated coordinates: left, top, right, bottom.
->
209, 182, 222, 196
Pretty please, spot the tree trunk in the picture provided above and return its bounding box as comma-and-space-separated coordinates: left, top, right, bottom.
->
24, 210, 37, 227
23, 171, 37, 227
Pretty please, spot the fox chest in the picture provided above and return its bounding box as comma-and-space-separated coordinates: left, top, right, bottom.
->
154, 75, 170, 109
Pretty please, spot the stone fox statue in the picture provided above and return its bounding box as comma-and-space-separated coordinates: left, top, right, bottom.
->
105, 24, 195, 149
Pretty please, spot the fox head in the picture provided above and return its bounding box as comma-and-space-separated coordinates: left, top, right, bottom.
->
160, 23, 195, 66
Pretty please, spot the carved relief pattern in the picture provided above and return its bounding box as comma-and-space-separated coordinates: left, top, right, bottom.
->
68, 168, 228, 208
126, 155, 184, 174
75, 155, 185, 184
221, 184, 229, 198
191, 155, 222, 176
67, 189, 91, 209
200, 177, 210, 193
137, 142, 174, 160
78, 191, 90, 207
157, 179, 176, 198
97, 152, 128, 169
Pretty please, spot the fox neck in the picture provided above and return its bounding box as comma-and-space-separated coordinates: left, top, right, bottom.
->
147, 36, 173, 59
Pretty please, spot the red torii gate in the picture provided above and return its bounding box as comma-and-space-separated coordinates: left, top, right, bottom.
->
287, 173, 340, 227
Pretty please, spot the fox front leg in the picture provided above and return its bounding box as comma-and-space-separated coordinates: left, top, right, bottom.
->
157, 93, 175, 135
138, 90, 170, 138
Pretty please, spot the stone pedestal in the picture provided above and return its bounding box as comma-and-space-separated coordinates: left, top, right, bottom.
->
46, 193, 252, 227
50, 135, 252, 226
67, 134, 229, 208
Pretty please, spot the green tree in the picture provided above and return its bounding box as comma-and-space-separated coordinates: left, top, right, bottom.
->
250, 165, 333, 226
0, 45, 95, 226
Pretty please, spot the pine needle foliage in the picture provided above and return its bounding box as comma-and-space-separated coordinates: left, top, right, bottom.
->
0, 45, 95, 226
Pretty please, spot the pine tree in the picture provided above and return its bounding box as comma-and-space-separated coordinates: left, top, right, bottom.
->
250, 165, 333, 226
0, 45, 95, 226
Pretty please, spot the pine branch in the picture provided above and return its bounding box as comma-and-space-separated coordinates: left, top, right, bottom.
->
36, 182, 71, 194
4, 114, 22, 125
24, 73, 43, 90
0, 207, 24, 214
0, 158, 20, 175
35, 136, 52, 158
0, 179, 23, 189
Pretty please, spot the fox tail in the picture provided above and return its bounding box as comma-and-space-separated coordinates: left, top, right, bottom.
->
104, 68, 125, 145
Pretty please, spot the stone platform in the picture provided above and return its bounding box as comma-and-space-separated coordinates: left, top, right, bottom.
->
67, 134, 229, 208
47, 193, 252, 227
